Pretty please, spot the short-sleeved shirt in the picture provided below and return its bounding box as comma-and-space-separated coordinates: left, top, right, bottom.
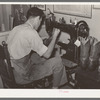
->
7, 22, 48, 60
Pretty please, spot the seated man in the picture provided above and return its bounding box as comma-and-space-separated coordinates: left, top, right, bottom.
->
7, 7, 67, 89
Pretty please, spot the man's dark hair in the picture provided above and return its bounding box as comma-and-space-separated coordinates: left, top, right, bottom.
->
26, 7, 44, 19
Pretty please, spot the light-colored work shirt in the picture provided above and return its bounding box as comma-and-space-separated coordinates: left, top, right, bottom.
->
6, 22, 49, 84
7, 23, 48, 60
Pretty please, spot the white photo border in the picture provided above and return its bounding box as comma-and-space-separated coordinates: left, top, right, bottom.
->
0, 2, 100, 98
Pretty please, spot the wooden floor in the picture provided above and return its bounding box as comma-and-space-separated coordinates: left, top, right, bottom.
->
59, 84, 73, 89
0, 76, 73, 89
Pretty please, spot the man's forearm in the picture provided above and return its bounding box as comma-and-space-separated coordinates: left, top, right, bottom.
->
43, 36, 57, 58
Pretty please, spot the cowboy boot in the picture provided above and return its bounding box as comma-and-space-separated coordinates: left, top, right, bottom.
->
98, 57, 100, 73
80, 37, 91, 70
88, 38, 100, 71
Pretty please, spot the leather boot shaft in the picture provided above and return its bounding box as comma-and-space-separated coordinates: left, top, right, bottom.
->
80, 37, 91, 70
88, 38, 100, 71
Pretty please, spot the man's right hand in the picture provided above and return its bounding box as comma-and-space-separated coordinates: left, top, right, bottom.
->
53, 28, 60, 38
43, 28, 60, 59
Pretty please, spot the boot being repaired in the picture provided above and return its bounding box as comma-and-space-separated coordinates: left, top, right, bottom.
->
88, 37, 100, 71
80, 36, 91, 70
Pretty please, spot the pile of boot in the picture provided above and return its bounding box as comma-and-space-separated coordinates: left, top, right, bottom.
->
80, 36, 100, 71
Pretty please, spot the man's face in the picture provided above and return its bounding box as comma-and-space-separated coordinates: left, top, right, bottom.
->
35, 16, 42, 30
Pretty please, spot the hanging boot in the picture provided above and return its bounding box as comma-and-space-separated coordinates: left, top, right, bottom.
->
80, 37, 91, 70
88, 38, 100, 71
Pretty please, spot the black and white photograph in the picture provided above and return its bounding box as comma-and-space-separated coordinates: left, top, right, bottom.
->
0, 3, 100, 91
